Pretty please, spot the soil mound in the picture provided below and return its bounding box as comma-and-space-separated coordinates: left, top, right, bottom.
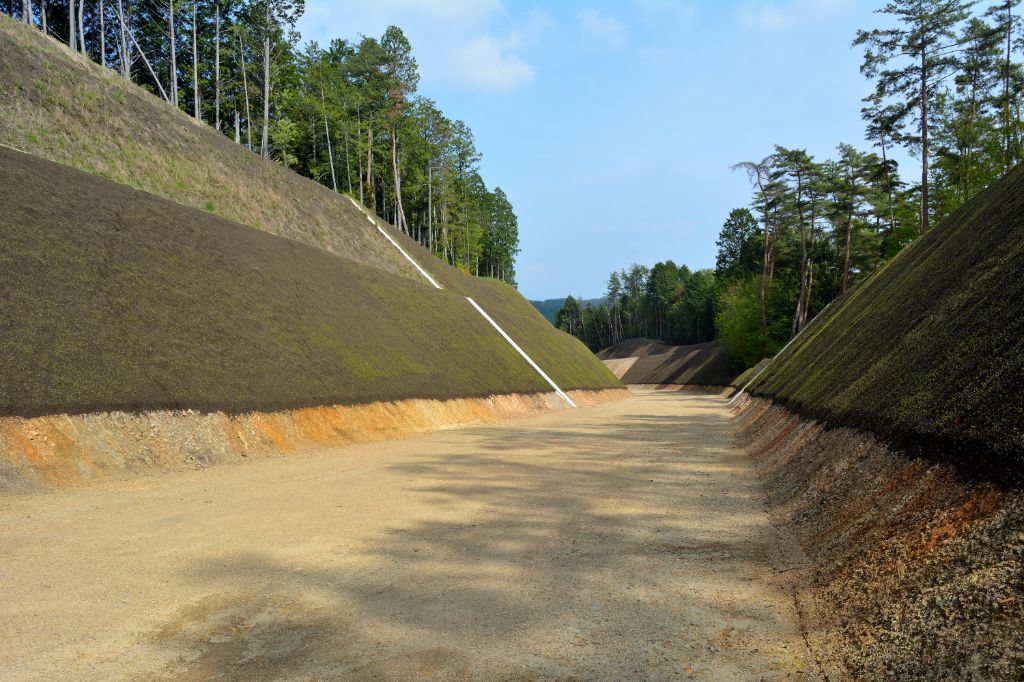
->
599, 339, 735, 386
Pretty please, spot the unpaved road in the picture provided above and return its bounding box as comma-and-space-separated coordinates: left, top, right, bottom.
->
0, 390, 810, 680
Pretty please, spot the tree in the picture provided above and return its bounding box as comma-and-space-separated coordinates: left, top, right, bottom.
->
855, 0, 973, 235
715, 208, 759, 283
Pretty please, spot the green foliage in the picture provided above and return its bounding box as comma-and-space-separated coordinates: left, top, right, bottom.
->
716, 277, 770, 370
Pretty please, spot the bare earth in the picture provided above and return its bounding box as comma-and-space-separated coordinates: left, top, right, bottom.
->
0, 390, 810, 680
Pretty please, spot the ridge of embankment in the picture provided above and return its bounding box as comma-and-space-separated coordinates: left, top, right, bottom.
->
735, 162, 1024, 677
0, 14, 612, 397
0, 147, 625, 488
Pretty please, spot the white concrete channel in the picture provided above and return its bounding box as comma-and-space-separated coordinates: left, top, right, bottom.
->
348, 197, 576, 408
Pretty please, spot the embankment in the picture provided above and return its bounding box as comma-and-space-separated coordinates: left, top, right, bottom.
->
0, 15, 605, 393
598, 339, 735, 386
734, 396, 1023, 678
1, 389, 627, 491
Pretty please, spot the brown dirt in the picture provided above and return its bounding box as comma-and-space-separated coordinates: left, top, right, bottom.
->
0, 389, 628, 491
0, 390, 809, 680
734, 396, 1024, 679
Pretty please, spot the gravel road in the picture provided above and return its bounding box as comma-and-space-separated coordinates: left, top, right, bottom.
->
0, 390, 810, 680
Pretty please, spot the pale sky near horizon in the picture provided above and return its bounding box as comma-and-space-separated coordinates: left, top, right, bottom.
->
297, 0, 904, 300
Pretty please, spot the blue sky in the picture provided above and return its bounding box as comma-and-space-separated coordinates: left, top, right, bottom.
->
298, 0, 901, 300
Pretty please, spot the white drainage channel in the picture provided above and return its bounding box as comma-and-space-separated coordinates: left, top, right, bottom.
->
348, 197, 576, 408
465, 297, 577, 408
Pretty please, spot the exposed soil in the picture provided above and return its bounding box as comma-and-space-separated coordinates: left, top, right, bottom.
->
0, 389, 627, 492
0, 390, 809, 680
735, 396, 1024, 679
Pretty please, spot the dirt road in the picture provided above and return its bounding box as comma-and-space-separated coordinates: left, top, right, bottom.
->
0, 390, 810, 680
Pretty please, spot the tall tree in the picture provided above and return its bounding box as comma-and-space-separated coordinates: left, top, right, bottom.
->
855, 0, 972, 235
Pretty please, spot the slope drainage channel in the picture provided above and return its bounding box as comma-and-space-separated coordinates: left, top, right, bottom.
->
347, 196, 576, 408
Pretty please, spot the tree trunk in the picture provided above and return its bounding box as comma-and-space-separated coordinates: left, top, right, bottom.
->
237, 29, 252, 149
758, 186, 770, 338
168, 0, 176, 107
1006, 2, 1013, 169
128, 26, 169, 101
77, 0, 84, 52
22, 0, 30, 25
116, 0, 128, 79
234, 109, 240, 143
67, 0, 74, 49
920, 42, 929, 235
191, 0, 199, 119
791, 175, 808, 337
881, 134, 894, 235
364, 113, 375, 210
391, 127, 407, 232
99, 0, 105, 66
842, 209, 854, 294
41, 0, 47, 34
214, 4, 220, 131
427, 164, 433, 252
321, 89, 337, 192
343, 121, 352, 194
260, 2, 270, 158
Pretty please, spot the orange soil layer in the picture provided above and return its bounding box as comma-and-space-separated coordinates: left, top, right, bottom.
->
734, 397, 1024, 679
0, 389, 628, 491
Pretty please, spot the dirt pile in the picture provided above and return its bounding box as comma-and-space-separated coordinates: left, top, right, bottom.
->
597, 339, 735, 386
735, 396, 1024, 678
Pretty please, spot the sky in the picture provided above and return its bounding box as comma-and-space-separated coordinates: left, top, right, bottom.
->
297, 0, 901, 300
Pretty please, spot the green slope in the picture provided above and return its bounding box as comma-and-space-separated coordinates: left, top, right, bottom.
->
0, 147, 617, 417
0, 15, 619, 401
750, 163, 1024, 479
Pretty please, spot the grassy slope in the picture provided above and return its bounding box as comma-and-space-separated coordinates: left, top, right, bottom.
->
0, 146, 570, 416
751, 163, 1024, 477
0, 15, 619, 395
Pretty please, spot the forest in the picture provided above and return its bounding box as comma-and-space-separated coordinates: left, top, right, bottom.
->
558, 0, 1024, 368
1, 0, 520, 282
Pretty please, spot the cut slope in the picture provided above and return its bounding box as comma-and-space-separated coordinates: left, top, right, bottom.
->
751, 163, 1024, 479
598, 339, 735, 386
0, 16, 612, 392
0, 147, 618, 417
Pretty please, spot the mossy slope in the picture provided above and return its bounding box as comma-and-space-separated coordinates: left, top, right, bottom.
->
0, 16, 617, 393
751, 164, 1024, 478
0, 147, 619, 417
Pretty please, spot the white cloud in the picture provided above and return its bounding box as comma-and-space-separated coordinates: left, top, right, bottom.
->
577, 9, 628, 48
298, 1, 548, 93
449, 36, 536, 92
736, 0, 851, 32
445, 10, 551, 92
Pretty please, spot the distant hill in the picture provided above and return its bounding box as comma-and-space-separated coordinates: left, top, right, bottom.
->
530, 297, 606, 325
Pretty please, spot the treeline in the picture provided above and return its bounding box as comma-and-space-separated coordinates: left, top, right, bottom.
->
558, 0, 1024, 368
3, 0, 520, 282
555, 264, 716, 353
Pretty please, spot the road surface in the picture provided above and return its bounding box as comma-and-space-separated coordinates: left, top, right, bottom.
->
0, 390, 810, 680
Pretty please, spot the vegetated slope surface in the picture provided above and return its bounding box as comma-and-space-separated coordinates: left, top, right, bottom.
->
0, 17, 613, 392
598, 339, 735, 386
0, 15, 411, 280
0, 147, 617, 417
751, 163, 1024, 480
